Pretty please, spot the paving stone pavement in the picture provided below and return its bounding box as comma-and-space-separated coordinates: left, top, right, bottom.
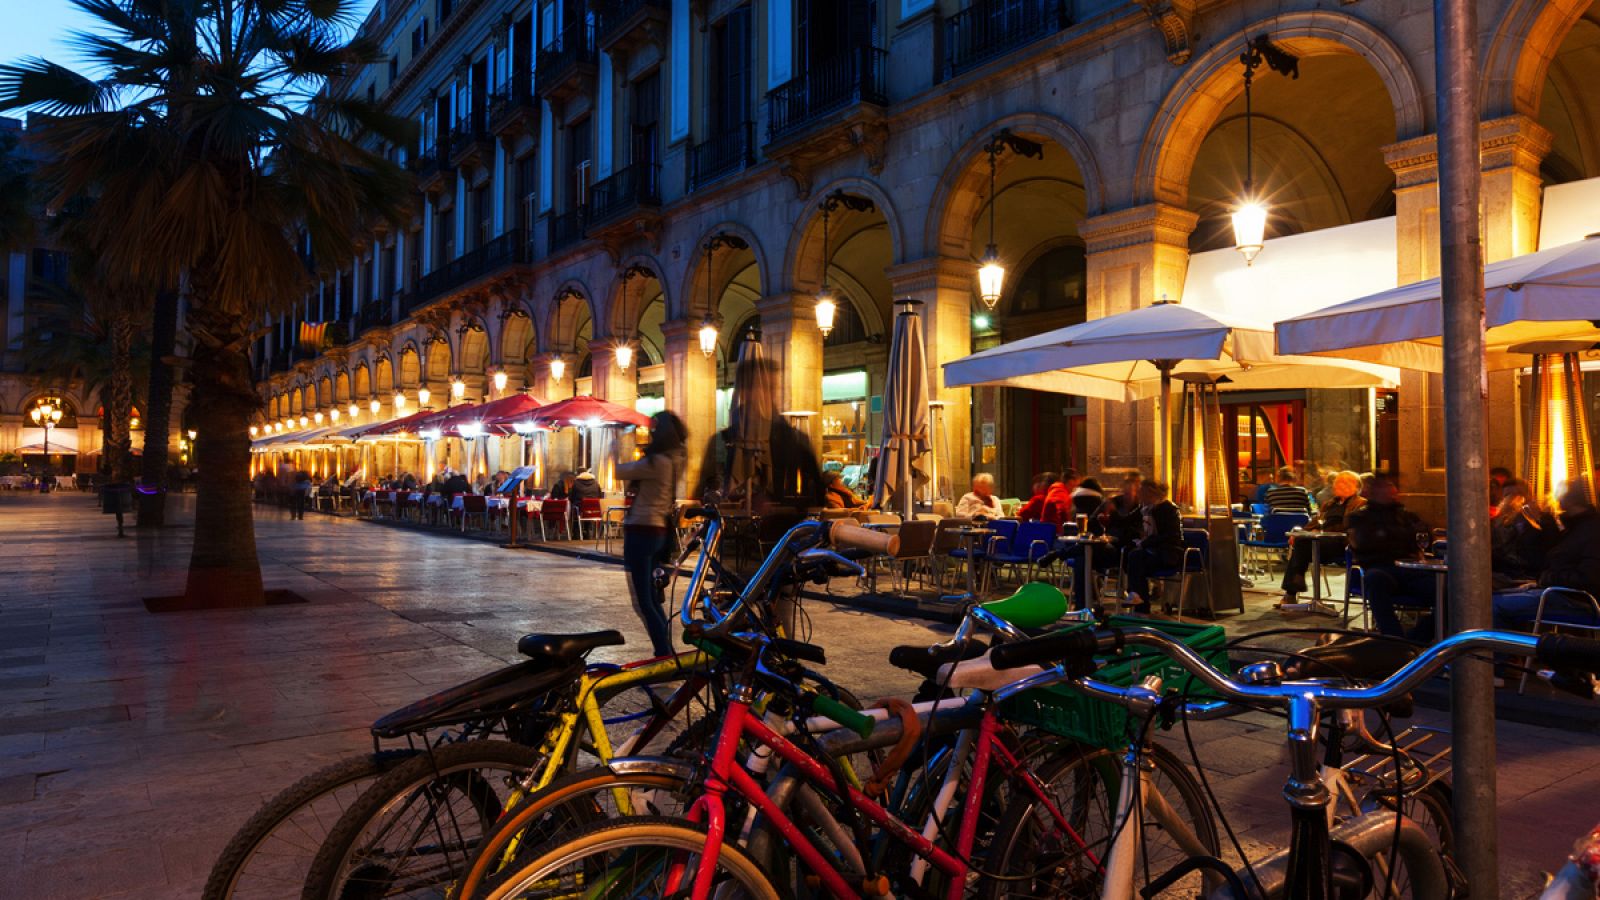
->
0, 491, 1594, 898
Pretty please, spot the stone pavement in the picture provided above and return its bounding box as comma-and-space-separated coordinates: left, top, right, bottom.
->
0, 491, 1594, 898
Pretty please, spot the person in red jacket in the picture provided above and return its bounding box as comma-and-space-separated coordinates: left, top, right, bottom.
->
1018, 470, 1077, 525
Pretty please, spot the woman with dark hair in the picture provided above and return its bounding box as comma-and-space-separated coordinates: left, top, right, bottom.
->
615, 411, 689, 656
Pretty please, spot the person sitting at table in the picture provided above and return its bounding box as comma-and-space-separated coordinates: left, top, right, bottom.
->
1121, 480, 1184, 615
549, 470, 576, 499
1070, 477, 1104, 523
955, 472, 1003, 519
1092, 473, 1145, 546
1488, 466, 1514, 515
1250, 470, 1277, 506
1280, 470, 1365, 606
441, 468, 471, 496
1492, 485, 1600, 633
398, 471, 419, 490
823, 471, 870, 511
1345, 473, 1435, 638
569, 469, 602, 502
1018, 471, 1074, 525
1491, 479, 1558, 586
1265, 467, 1314, 514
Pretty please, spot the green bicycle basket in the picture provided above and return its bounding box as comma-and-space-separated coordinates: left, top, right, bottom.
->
997, 615, 1233, 748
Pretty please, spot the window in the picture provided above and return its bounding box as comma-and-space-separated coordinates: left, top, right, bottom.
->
438, 0, 454, 23
1005, 243, 1086, 317
366, 83, 376, 104
412, 20, 428, 55
388, 57, 399, 84
709, 7, 751, 135
472, 184, 491, 250
566, 120, 591, 209
630, 72, 660, 169
516, 154, 536, 233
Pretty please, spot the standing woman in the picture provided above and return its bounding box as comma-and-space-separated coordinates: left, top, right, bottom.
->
616, 411, 688, 657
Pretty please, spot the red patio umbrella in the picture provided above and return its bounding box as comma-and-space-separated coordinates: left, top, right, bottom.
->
359, 408, 442, 437
443, 392, 548, 436
509, 395, 650, 430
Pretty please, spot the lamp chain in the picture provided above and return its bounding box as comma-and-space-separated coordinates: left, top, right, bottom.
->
988, 142, 998, 249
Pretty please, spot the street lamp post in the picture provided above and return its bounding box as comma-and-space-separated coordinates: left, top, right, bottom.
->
30, 400, 63, 459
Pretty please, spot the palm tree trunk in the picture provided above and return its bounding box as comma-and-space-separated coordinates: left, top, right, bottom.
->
138, 288, 179, 526
183, 311, 265, 606
105, 310, 136, 483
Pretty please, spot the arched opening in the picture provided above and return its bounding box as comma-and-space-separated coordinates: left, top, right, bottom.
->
424, 336, 453, 406
500, 310, 537, 394
608, 267, 669, 416
457, 326, 490, 401
1537, 2, 1600, 185
549, 291, 593, 397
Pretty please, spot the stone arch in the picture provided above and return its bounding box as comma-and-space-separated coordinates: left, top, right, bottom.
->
316, 375, 334, 409
353, 360, 373, 399
1136, 11, 1427, 208
424, 333, 453, 385
397, 343, 422, 391
458, 325, 490, 377
784, 176, 907, 293
601, 253, 672, 339
925, 112, 1106, 260
543, 279, 597, 355
1483, 0, 1593, 119
334, 369, 351, 405
500, 309, 538, 378
677, 222, 771, 321
374, 354, 395, 393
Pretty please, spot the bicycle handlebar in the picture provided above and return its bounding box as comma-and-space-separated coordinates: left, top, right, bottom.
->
993, 625, 1600, 711
830, 522, 898, 556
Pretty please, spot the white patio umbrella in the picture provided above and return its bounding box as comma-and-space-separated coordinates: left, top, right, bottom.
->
944, 301, 1400, 480
1275, 233, 1600, 369
874, 300, 932, 518
728, 336, 774, 510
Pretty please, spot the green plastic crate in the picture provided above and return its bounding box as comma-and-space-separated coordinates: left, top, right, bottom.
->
997, 616, 1234, 748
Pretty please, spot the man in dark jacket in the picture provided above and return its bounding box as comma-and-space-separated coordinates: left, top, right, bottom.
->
1345, 474, 1434, 637
1122, 480, 1184, 614
442, 469, 472, 495
1493, 487, 1600, 631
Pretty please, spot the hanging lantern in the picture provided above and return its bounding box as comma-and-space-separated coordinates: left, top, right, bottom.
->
298, 415, 308, 428
330, 407, 341, 423
492, 369, 508, 392
1229, 38, 1293, 266
349, 402, 359, 419
549, 354, 566, 382
1520, 341, 1598, 508
313, 411, 324, 424
1232, 201, 1268, 266
614, 342, 634, 372
393, 390, 407, 411
814, 286, 838, 338
249, 425, 259, 437
416, 386, 431, 407
977, 244, 1005, 311
369, 397, 381, 415
698, 317, 719, 358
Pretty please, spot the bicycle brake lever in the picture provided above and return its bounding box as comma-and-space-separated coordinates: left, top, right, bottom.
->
1542, 668, 1599, 700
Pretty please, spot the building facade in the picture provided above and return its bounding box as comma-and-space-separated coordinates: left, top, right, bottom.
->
256, 0, 1600, 516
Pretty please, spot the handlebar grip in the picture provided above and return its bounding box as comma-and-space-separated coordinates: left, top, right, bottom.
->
990, 627, 1116, 671
771, 636, 827, 665
1536, 634, 1600, 675
810, 694, 876, 739
830, 522, 899, 556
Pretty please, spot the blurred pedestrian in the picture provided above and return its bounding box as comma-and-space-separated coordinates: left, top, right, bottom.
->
616, 411, 688, 656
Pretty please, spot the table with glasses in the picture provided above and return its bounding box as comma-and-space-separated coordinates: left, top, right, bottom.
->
1280, 529, 1345, 617
1057, 534, 1115, 609
1395, 559, 1450, 642
940, 525, 993, 607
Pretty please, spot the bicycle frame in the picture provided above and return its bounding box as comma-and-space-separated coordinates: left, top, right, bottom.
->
677, 684, 1097, 900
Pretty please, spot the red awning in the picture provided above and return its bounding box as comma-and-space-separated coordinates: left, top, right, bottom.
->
440, 393, 547, 436
514, 395, 651, 430
359, 408, 443, 438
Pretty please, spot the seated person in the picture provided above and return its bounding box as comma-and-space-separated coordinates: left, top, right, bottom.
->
1093, 473, 1145, 546
1490, 479, 1557, 586
1345, 473, 1434, 638
1122, 480, 1184, 614
1280, 470, 1365, 605
823, 471, 870, 511
549, 470, 576, 499
1015, 472, 1053, 522
441, 469, 472, 496
1264, 466, 1314, 514
1019, 471, 1075, 526
955, 472, 1003, 518
569, 469, 603, 503
1493, 486, 1600, 632
1070, 478, 1104, 523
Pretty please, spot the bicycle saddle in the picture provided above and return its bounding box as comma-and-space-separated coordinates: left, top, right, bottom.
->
980, 582, 1069, 630
517, 630, 626, 661
888, 639, 988, 680
1284, 634, 1420, 683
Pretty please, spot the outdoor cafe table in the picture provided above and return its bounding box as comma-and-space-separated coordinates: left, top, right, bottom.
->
941, 525, 993, 606
1396, 559, 1450, 642
1057, 534, 1114, 609
1281, 530, 1345, 617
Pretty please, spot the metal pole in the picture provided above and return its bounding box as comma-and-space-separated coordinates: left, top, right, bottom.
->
1436, 0, 1497, 892
1157, 362, 1173, 485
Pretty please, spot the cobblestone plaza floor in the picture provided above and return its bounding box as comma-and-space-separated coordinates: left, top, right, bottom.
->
0, 491, 1596, 897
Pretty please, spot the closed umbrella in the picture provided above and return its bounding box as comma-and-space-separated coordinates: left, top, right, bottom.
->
728, 337, 774, 508
874, 300, 932, 518
1275, 233, 1600, 369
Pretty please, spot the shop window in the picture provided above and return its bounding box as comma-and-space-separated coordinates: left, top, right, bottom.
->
1005, 243, 1086, 317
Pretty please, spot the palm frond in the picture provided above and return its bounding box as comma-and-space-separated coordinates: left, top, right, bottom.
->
0, 60, 113, 115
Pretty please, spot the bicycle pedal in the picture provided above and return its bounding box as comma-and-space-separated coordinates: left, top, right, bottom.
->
860, 875, 891, 896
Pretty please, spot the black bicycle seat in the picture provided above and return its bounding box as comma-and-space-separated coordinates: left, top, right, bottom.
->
517, 630, 626, 661
1284, 635, 1420, 683
889, 639, 989, 681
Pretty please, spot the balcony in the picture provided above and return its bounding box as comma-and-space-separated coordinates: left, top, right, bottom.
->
535, 22, 598, 106
766, 47, 887, 144
355, 302, 393, 336
594, 0, 669, 56
944, 0, 1070, 80
406, 228, 532, 316
688, 122, 754, 192
547, 208, 586, 256
488, 74, 538, 139
412, 137, 452, 195
449, 112, 492, 170
586, 161, 661, 235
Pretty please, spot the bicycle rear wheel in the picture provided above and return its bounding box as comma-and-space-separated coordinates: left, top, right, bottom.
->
479, 816, 781, 900
204, 750, 420, 900
301, 740, 547, 899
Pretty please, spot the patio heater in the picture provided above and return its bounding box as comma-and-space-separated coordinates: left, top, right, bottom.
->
927, 400, 949, 508
1518, 341, 1597, 508
1172, 374, 1244, 615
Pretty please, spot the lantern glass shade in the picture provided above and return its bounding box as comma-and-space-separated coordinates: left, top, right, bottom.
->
1232, 200, 1268, 265
313, 412, 324, 424
393, 391, 407, 410
1525, 350, 1597, 508
814, 287, 837, 338
369, 397, 381, 414
977, 245, 1005, 311
698, 319, 719, 357
492, 370, 508, 392
549, 356, 566, 382
250, 425, 259, 436
614, 343, 634, 372
298, 415, 308, 427
330, 407, 341, 422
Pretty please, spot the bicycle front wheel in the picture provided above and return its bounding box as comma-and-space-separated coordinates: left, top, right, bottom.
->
480, 816, 781, 900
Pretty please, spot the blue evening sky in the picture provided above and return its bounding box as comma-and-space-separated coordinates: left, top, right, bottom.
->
3, 0, 378, 121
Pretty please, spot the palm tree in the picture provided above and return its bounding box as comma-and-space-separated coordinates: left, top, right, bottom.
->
0, 126, 32, 251
1, 0, 412, 606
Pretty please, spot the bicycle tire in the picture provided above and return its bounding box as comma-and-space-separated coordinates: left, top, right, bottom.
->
204, 750, 420, 900
1365, 780, 1455, 896
455, 767, 694, 899
301, 740, 547, 899
479, 816, 782, 900
979, 741, 1219, 899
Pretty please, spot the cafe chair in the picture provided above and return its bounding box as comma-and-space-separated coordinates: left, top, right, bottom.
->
929, 517, 969, 590
1518, 587, 1600, 694
458, 494, 490, 532
987, 520, 1058, 585
536, 498, 572, 541
1340, 549, 1369, 630
577, 498, 605, 542
1154, 527, 1210, 619
1240, 512, 1309, 574
878, 518, 939, 593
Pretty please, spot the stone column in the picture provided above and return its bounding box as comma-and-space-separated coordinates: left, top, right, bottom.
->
663, 318, 719, 494
1078, 203, 1198, 480
590, 347, 640, 462
885, 255, 977, 502
533, 352, 577, 479
757, 292, 825, 448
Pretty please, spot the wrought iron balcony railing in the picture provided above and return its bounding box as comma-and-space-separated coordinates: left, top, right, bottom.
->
536, 21, 598, 95
354, 301, 393, 335
594, 0, 669, 47
766, 47, 888, 144
944, 0, 1070, 79
406, 228, 530, 315
547, 208, 586, 255
587, 161, 661, 226
688, 121, 754, 192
